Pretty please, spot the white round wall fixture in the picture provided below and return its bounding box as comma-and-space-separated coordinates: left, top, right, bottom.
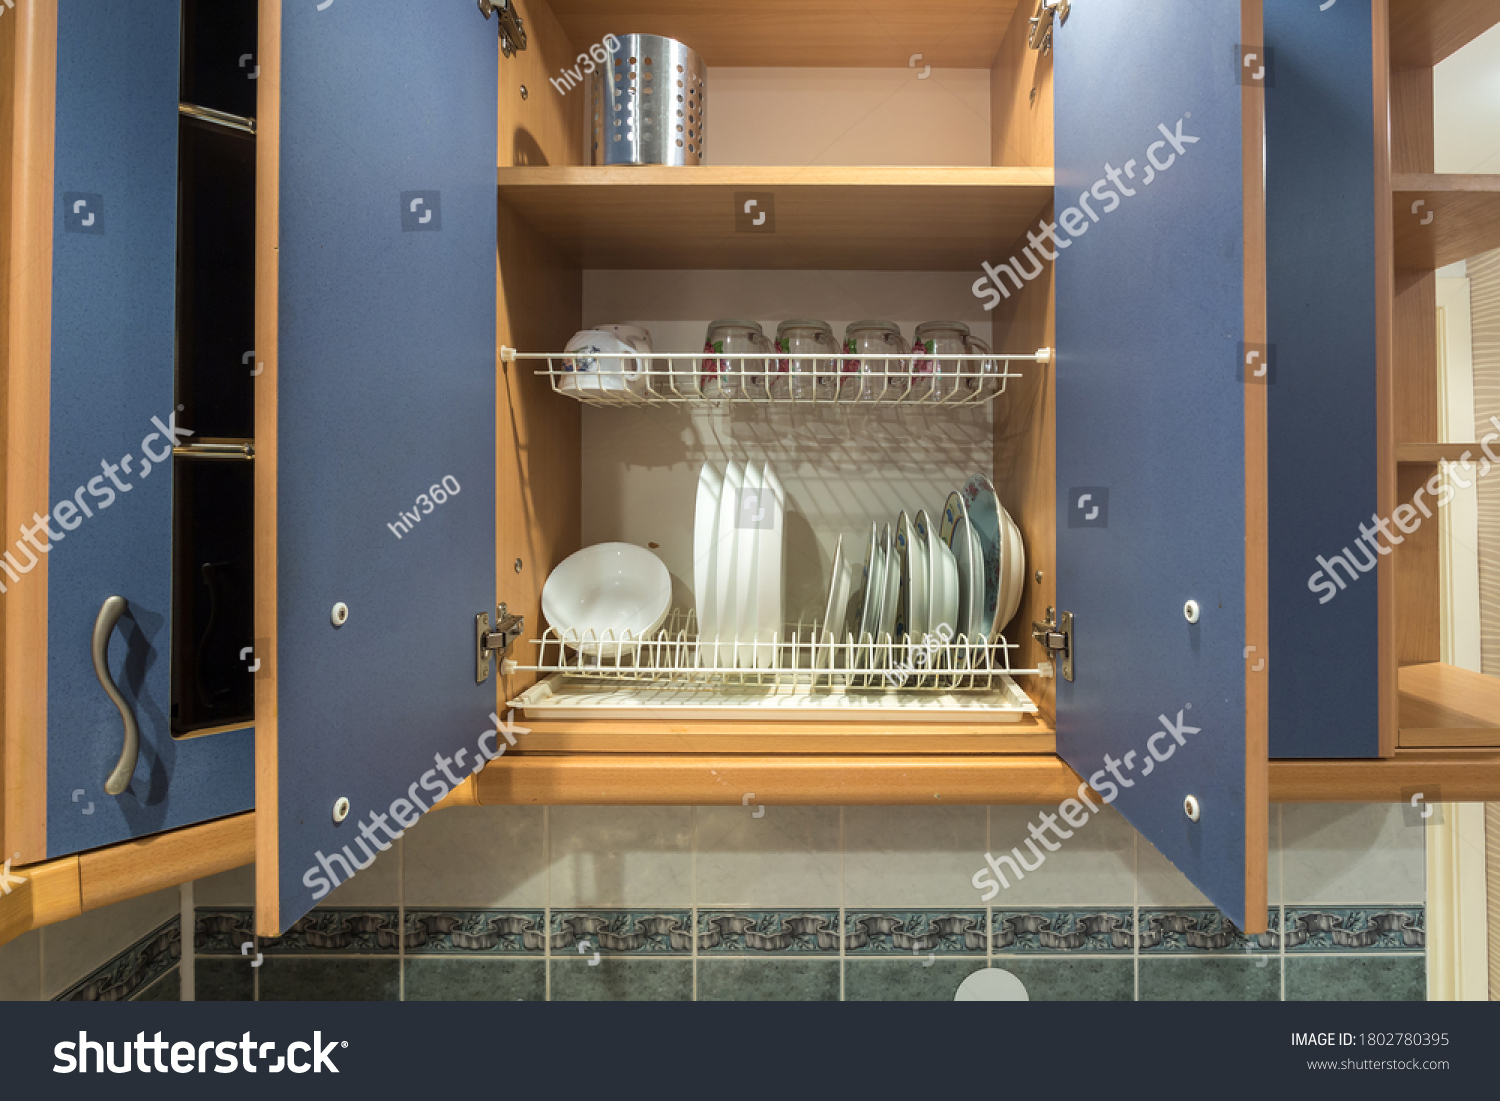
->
954, 967, 1030, 1001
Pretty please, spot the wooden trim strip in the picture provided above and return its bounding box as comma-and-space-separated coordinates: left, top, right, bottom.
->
1241, 0, 1270, 934
462, 750, 1500, 806
0, 855, 79, 951
2, 0, 56, 866
78, 812, 252, 912
0, 779, 479, 948
252, 0, 282, 939
474, 753, 1089, 806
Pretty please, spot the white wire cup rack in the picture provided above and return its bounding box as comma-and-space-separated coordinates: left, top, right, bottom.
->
504, 610, 1043, 722
502, 346, 1052, 407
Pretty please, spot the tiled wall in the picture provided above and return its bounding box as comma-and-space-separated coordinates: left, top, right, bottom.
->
0, 802, 1423, 1001
175, 802, 1424, 1001
0, 886, 182, 1001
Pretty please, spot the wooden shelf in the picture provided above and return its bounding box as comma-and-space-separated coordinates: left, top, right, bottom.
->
1390, 0, 1500, 69
1399, 662, 1500, 747
1393, 173, 1500, 269
1396, 442, 1485, 463
495, 165, 1054, 270
470, 749, 1500, 806
544, 0, 1024, 68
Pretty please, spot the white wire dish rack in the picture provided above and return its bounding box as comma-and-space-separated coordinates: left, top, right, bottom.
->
505, 610, 1042, 722
502, 347, 1051, 407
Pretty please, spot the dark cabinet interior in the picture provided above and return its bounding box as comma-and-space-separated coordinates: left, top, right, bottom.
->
170, 0, 258, 736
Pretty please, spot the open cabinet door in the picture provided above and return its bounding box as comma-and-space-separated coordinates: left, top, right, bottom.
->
1053, 2, 1268, 932
255, 0, 499, 935
18, 0, 255, 862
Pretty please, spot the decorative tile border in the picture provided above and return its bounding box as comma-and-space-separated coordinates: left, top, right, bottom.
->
56, 918, 181, 1002
845, 911, 986, 954
551, 910, 693, 954
1282, 907, 1425, 952
699, 910, 840, 954
993, 909, 1134, 953
195, 908, 256, 956
405, 910, 546, 954
1139, 908, 1280, 953
262, 908, 401, 955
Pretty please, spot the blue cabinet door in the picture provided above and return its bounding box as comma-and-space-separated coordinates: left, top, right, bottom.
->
1053, 3, 1267, 930
262, 0, 499, 933
45, 0, 253, 858
1265, 0, 1381, 758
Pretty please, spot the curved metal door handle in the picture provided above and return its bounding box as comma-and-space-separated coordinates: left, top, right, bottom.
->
92, 595, 139, 795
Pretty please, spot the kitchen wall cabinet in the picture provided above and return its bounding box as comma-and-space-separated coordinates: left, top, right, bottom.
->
8, 0, 1500, 944
2, 0, 253, 869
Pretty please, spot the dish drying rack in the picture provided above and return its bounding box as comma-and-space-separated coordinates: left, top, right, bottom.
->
503, 347, 1052, 407
505, 610, 1043, 722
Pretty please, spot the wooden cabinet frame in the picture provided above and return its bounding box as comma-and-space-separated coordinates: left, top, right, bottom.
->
8, 0, 1500, 941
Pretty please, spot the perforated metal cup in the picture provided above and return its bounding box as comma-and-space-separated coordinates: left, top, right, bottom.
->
590, 34, 706, 166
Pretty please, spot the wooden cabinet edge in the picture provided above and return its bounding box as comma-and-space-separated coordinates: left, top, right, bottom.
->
77, 812, 255, 913
0, 855, 79, 951
0, 776, 482, 949
471, 751, 1500, 806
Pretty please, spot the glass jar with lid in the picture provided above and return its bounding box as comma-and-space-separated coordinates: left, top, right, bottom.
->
774, 319, 839, 401
702, 319, 772, 400
912, 321, 984, 402
842, 320, 910, 402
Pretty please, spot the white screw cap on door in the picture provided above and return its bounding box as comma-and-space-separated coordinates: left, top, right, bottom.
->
332, 797, 351, 823
1183, 794, 1201, 822
331, 602, 349, 627
1183, 599, 1200, 624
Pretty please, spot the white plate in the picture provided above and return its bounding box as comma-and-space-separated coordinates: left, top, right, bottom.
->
734, 462, 764, 668
939, 491, 984, 643
999, 503, 1025, 631
877, 521, 900, 644
856, 522, 882, 640
962, 520, 985, 639
914, 510, 949, 647
820, 533, 854, 676
693, 463, 724, 666
923, 509, 959, 646
542, 542, 671, 657
711, 461, 744, 666
959, 473, 1005, 643
898, 510, 930, 641
753, 464, 785, 669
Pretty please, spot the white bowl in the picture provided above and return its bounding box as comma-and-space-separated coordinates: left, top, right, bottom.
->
542, 543, 671, 657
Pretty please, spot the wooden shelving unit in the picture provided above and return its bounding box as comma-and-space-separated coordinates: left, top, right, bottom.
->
1393, 173, 1500, 269
542, 0, 1025, 68
1399, 662, 1500, 747
495, 165, 1054, 270
1389, 0, 1500, 69
1395, 442, 1487, 463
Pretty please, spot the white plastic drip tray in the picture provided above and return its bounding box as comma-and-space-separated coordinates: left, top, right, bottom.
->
510, 674, 1038, 723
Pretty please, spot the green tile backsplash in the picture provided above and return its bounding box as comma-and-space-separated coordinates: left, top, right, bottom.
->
165, 802, 1430, 1001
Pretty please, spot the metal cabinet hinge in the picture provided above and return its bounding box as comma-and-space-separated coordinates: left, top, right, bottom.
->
478, 0, 528, 57
1032, 607, 1074, 682
1028, 0, 1070, 55
476, 604, 525, 684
